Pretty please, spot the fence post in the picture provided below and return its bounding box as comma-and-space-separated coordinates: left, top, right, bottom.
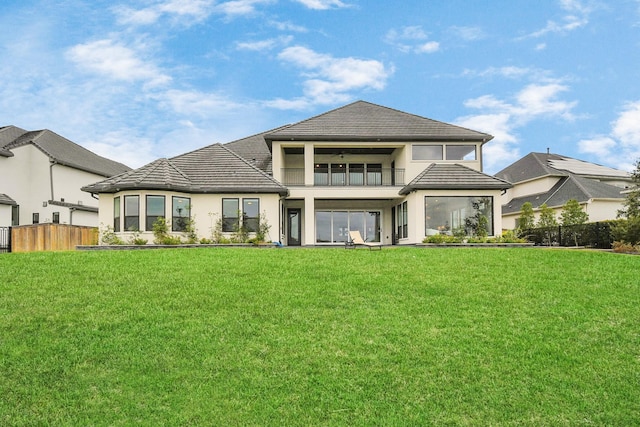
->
558, 225, 562, 246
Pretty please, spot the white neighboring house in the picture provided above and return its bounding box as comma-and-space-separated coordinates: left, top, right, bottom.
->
495, 152, 632, 230
0, 126, 131, 227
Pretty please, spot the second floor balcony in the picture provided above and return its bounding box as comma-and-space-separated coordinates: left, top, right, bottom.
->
282, 165, 405, 187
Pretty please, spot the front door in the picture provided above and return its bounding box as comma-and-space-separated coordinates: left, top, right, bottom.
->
287, 209, 301, 246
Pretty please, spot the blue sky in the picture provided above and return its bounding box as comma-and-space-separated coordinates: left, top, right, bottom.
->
2, 0, 640, 174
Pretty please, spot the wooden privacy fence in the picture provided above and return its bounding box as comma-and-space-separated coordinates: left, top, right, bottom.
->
11, 224, 98, 253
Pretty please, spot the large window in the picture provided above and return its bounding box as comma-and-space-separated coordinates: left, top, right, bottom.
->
222, 198, 260, 232
446, 145, 476, 161
146, 195, 165, 231
316, 210, 381, 243
124, 195, 139, 231
412, 145, 443, 160
113, 197, 120, 232
314, 163, 384, 186
413, 144, 477, 161
243, 198, 260, 233
172, 196, 190, 232
222, 198, 239, 232
396, 201, 408, 239
425, 196, 493, 236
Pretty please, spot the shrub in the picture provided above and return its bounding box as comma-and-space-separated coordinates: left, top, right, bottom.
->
128, 230, 148, 245
612, 241, 639, 253
423, 234, 461, 244
611, 217, 640, 246
152, 217, 182, 245
100, 225, 124, 245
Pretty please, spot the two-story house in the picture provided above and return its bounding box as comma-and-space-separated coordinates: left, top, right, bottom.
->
496, 152, 632, 229
83, 101, 512, 246
0, 126, 131, 227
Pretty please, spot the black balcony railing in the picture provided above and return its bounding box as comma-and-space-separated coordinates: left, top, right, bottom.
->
282, 168, 405, 186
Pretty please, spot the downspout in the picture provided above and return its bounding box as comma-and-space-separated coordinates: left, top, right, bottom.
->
49, 160, 57, 201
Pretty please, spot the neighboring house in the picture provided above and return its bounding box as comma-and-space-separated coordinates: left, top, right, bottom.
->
495, 152, 632, 230
83, 101, 512, 246
0, 126, 131, 227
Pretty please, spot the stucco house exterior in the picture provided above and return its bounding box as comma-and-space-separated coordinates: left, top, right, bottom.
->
495, 152, 632, 230
83, 101, 512, 246
0, 126, 131, 227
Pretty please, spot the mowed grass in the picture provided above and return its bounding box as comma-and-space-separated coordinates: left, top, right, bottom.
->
1, 247, 639, 426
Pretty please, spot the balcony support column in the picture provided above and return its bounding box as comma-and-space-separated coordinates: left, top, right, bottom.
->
303, 195, 315, 246
304, 144, 314, 186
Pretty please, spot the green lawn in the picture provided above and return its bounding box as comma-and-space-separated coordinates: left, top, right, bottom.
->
1, 247, 639, 425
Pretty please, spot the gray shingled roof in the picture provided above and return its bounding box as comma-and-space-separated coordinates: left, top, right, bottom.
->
83, 143, 288, 195
265, 100, 493, 143
0, 126, 28, 157
400, 163, 512, 195
2, 128, 130, 177
495, 152, 629, 184
224, 126, 291, 175
0, 193, 17, 206
502, 175, 625, 215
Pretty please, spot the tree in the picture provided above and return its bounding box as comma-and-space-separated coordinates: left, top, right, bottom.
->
618, 159, 640, 219
560, 199, 589, 246
536, 203, 558, 245
613, 159, 640, 245
517, 202, 535, 233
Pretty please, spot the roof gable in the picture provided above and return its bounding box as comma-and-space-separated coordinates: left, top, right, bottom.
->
265, 101, 493, 142
400, 163, 512, 195
2, 128, 130, 177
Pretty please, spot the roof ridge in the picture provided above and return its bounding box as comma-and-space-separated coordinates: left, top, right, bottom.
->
543, 176, 570, 206
568, 174, 592, 198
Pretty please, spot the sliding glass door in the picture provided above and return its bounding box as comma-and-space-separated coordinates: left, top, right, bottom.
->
315, 210, 381, 243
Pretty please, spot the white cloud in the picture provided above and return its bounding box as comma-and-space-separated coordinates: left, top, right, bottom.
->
612, 101, 640, 148
416, 41, 440, 54
457, 83, 578, 172
293, 0, 349, 10
578, 136, 617, 158
114, 0, 215, 26
113, 0, 274, 25
215, 0, 273, 17
236, 35, 293, 51
385, 25, 440, 54
449, 26, 486, 41
523, 0, 592, 38
269, 20, 308, 32
578, 101, 640, 171
273, 46, 393, 107
66, 39, 171, 87
155, 89, 242, 117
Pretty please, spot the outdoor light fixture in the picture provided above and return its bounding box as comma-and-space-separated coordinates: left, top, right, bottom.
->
42, 201, 47, 207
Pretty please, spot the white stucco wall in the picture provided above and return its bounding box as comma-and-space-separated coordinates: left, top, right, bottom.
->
0, 144, 108, 227
97, 191, 282, 244
501, 198, 623, 230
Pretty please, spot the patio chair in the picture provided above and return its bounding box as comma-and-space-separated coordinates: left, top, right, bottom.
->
347, 230, 382, 250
